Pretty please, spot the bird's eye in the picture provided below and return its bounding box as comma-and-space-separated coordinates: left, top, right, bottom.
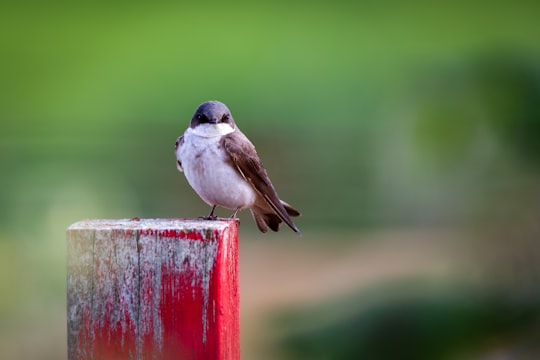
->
196, 114, 207, 122
221, 114, 230, 122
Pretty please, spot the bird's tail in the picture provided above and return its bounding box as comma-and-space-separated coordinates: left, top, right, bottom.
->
251, 200, 301, 235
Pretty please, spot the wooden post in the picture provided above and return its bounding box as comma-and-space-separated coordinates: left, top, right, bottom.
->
67, 218, 239, 360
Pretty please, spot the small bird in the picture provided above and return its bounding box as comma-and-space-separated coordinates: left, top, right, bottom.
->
175, 100, 301, 234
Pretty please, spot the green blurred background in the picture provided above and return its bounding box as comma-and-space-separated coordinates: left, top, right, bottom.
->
2, 1, 540, 359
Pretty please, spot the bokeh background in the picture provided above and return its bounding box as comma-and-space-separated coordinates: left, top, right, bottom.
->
2, 1, 540, 359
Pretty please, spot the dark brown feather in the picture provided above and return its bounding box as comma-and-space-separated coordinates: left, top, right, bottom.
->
222, 130, 300, 234
175, 135, 184, 171
175, 135, 184, 150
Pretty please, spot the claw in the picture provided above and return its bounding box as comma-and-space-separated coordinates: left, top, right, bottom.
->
229, 207, 241, 219
199, 205, 218, 220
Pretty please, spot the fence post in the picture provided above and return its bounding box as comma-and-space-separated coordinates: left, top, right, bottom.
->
67, 218, 240, 360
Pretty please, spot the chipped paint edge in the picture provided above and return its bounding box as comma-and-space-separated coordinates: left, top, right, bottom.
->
67, 219, 238, 359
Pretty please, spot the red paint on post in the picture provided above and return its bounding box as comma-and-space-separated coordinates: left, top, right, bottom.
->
67, 219, 239, 360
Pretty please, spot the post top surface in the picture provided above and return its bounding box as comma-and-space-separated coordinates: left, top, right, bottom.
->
68, 218, 237, 231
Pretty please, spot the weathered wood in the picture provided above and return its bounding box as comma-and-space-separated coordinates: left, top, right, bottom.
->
67, 218, 239, 360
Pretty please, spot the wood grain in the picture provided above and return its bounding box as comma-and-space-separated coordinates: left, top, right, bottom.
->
67, 218, 239, 360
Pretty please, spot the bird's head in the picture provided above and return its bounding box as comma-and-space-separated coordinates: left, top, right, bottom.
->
190, 101, 236, 136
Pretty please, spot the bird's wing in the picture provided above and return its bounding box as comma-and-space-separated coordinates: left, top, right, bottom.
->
222, 130, 299, 232
175, 135, 184, 172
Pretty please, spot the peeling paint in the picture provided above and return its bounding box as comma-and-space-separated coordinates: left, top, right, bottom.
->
67, 218, 238, 360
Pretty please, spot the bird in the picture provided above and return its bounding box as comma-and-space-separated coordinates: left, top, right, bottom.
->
175, 100, 301, 234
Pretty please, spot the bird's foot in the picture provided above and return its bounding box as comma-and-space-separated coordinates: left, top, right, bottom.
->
229, 207, 241, 219
198, 215, 218, 220
199, 205, 218, 220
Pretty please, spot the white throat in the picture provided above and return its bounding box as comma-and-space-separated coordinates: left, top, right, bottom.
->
192, 123, 235, 138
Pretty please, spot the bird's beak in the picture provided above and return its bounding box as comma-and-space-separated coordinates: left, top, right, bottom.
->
208, 118, 218, 124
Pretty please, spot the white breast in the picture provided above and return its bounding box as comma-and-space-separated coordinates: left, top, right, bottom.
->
176, 127, 257, 210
